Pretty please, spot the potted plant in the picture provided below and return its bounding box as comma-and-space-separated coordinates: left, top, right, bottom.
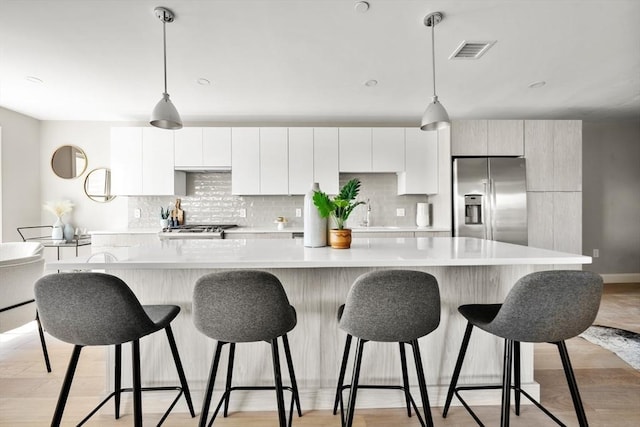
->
313, 178, 365, 249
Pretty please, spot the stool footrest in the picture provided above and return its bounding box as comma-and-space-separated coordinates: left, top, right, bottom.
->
454, 385, 567, 427
77, 386, 185, 427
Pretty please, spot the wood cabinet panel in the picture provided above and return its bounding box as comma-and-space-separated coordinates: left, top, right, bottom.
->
339, 128, 371, 172
259, 128, 289, 195
527, 192, 554, 250
524, 120, 554, 191
488, 120, 524, 156
372, 128, 405, 172
288, 128, 314, 195
553, 121, 582, 191
451, 120, 487, 156
553, 191, 582, 254
231, 128, 260, 195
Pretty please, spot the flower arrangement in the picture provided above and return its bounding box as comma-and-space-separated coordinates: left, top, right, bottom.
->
43, 200, 74, 219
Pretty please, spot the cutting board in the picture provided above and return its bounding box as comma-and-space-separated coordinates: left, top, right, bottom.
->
172, 199, 184, 225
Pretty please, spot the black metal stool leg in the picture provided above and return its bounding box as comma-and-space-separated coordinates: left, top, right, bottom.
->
35, 310, 52, 373
399, 342, 413, 417
223, 342, 236, 417
500, 339, 513, 427
282, 333, 302, 417
443, 321, 474, 417
131, 339, 142, 427
412, 340, 434, 427
514, 341, 521, 416
114, 344, 122, 419
199, 341, 225, 427
270, 337, 287, 427
557, 340, 589, 427
345, 338, 366, 427
165, 325, 196, 417
51, 345, 82, 427
333, 334, 352, 416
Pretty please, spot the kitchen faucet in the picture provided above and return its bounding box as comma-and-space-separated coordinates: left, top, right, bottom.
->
360, 199, 371, 227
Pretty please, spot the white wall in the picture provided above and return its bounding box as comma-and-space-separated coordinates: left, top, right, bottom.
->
0, 108, 41, 242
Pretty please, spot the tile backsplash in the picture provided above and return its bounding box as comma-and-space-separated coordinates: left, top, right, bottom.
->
128, 172, 431, 229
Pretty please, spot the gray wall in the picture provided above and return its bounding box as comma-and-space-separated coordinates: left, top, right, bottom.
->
0, 108, 41, 242
583, 120, 640, 274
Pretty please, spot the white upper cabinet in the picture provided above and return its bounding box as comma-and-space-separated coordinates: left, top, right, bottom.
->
259, 128, 289, 195
451, 120, 523, 156
372, 128, 405, 172
339, 127, 405, 172
288, 128, 314, 195
111, 127, 185, 196
174, 127, 231, 170
339, 128, 371, 172
313, 128, 339, 194
231, 128, 260, 195
397, 128, 438, 194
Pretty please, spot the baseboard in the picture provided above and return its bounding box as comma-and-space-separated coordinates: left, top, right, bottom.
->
600, 273, 640, 284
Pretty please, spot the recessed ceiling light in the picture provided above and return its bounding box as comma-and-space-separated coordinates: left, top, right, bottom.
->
364, 79, 378, 87
354, 1, 370, 13
25, 76, 43, 84
196, 78, 211, 86
528, 80, 546, 89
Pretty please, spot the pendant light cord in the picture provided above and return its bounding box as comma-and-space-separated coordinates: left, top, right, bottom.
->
431, 17, 436, 98
162, 12, 168, 95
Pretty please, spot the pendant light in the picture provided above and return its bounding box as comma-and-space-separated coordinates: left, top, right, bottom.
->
150, 7, 182, 130
421, 12, 450, 131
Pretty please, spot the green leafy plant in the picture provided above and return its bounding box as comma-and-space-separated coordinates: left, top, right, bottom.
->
313, 178, 365, 229
160, 206, 170, 219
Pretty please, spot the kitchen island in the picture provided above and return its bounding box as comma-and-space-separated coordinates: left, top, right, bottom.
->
46, 237, 591, 412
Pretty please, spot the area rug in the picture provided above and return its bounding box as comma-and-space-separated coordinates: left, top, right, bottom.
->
580, 325, 640, 370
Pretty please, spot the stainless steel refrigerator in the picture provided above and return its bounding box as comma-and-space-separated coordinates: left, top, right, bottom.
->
453, 157, 527, 245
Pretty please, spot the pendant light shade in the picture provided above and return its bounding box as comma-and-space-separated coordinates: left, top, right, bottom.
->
150, 7, 182, 130
421, 12, 450, 131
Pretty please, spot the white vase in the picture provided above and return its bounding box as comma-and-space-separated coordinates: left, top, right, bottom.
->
63, 223, 75, 242
160, 219, 169, 229
51, 218, 64, 241
416, 203, 431, 228
304, 183, 327, 247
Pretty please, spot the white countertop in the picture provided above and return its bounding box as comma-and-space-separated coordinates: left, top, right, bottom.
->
91, 226, 451, 236
47, 237, 590, 270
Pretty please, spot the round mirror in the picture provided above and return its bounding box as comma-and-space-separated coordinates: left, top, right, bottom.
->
84, 168, 115, 203
51, 145, 87, 179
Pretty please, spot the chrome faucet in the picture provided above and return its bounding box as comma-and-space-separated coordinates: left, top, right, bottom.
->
361, 199, 371, 227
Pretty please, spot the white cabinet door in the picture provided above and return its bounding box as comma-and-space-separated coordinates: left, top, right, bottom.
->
397, 128, 438, 194
488, 120, 524, 156
451, 120, 487, 156
231, 128, 260, 195
260, 128, 289, 195
288, 128, 314, 195
339, 128, 372, 172
111, 127, 143, 195
372, 128, 405, 172
314, 128, 339, 194
203, 127, 232, 168
142, 128, 185, 196
174, 127, 203, 168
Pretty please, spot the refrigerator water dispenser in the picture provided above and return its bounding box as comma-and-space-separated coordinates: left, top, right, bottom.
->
464, 195, 483, 224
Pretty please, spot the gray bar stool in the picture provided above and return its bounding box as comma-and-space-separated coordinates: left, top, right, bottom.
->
193, 270, 302, 427
442, 270, 603, 427
334, 270, 441, 427
34, 272, 195, 427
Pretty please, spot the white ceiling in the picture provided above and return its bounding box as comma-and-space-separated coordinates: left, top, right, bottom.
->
1, 0, 639, 125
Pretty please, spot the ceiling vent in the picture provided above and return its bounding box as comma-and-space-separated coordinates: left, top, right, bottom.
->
449, 40, 496, 60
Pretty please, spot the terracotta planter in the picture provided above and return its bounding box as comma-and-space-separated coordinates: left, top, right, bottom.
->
329, 228, 352, 249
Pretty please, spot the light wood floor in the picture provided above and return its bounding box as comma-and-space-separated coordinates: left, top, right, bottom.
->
1, 283, 638, 426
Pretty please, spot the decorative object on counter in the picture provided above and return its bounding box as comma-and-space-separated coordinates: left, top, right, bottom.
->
313, 178, 365, 249
63, 223, 75, 242
171, 198, 184, 225
160, 206, 171, 229
50, 145, 87, 179
304, 183, 327, 247
43, 200, 74, 242
416, 202, 432, 228
150, 7, 182, 130
274, 216, 288, 230
421, 11, 450, 131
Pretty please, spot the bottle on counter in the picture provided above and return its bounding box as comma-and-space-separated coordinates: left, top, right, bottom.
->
304, 182, 327, 247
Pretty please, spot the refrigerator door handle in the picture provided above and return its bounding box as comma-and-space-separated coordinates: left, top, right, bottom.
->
482, 180, 490, 240
489, 178, 497, 241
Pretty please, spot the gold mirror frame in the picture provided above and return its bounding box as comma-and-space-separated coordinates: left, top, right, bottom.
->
84, 168, 115, 203
51, 145, 87, 179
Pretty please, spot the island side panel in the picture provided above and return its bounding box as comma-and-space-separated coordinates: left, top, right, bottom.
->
105, 264, 535, 411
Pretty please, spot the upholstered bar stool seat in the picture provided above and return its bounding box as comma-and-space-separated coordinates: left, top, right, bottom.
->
34, 272, 195, 427
193, 270, 302, 427
334, 270, 441, 427
442, 270, 603, 427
